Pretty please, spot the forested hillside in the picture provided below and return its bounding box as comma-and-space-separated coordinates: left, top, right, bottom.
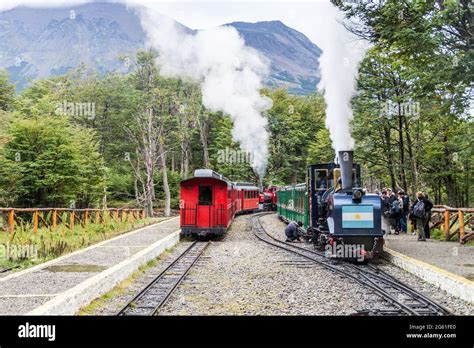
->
0, 1, 472, 214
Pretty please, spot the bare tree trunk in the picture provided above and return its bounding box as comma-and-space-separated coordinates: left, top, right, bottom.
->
159, 142, 171, 217
180, 143, 190, 179
134, 177, 139, 205
197, 114, 210, 168
397, 111, 408, 193
403, 117, 417, 197
184, 148, 190, 179
382, 123, 397, 190
443, 135, 456, 206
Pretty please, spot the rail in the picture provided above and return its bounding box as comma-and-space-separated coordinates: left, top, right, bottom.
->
252, 213, 451, 316
0, 208, 145, 234
430, 205, 474, 244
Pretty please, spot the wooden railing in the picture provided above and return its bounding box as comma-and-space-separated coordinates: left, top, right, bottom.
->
0, 208, 145, 234
430, 205, 474, 244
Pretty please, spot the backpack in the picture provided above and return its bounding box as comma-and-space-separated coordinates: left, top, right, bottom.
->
390, 199, 401, 216
413, 200, 425, 218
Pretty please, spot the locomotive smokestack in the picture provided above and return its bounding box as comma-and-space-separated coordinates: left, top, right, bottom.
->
338, 150, 354, 191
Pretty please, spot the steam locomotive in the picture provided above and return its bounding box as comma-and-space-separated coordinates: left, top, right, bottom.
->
258, 186, 278, 211
277, 150, 384, 260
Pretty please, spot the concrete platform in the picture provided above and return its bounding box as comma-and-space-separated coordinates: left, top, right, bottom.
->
383, 233, 474, 304
0, 217, 180, 315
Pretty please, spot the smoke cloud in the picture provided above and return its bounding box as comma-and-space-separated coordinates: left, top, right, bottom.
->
317, 3, 367, 154
136, 6, 272, 178
2, 0, 272, 178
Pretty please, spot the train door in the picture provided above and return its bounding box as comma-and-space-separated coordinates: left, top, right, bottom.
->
198, 185, 213, 228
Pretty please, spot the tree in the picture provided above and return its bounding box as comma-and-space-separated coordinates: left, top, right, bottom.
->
127, 50, 181, 217
0, 70, 15, 111
0, 116, 105, 207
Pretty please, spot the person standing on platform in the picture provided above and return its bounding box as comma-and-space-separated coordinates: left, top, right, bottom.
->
410, 192, 433, 241
398, 190, 409, 233
423, 193, 433, 239
381, 189, 390, 235
387, 189, 398, 233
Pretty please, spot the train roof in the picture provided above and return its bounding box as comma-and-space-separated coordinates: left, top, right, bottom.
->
234, 182, 259, 190
183, 169, 232, 185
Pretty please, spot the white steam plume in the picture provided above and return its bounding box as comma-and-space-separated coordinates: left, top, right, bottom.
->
317, 3, 367, 154
135, 6, 272, 178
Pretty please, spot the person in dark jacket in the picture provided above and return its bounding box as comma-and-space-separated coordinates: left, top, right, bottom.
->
387, 189, 401, 234
380, 189, 390, 234
423, 193, 433, 239
398, 191, 409, 233
410, 192, 433, 241
285, 221, 303, 242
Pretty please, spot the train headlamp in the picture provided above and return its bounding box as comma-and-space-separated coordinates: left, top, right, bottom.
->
352, 189, 364, 201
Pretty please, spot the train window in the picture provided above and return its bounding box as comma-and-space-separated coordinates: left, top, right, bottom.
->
333, 168, 341, 190
315, 169, 328, 190
198, 186, 213, 205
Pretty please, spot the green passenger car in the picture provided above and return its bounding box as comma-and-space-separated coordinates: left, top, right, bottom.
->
276, 183, 309, 229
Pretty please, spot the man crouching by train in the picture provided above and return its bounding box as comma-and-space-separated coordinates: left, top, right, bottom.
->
285, 221, 303, 242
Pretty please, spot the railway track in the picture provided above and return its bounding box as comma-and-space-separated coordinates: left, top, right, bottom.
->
252, 212, 452, 316
117, 241, 210, 316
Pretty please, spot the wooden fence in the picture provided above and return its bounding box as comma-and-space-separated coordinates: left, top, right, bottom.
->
430, 205, 474, 244
0, 208, 145, 234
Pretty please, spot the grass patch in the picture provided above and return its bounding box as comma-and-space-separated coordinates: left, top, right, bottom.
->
430, 228, 446, 241
78, 246, 175, 315
0, 217, 165, 270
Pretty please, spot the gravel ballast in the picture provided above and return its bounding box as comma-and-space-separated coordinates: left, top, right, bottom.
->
87, 213, 473, 315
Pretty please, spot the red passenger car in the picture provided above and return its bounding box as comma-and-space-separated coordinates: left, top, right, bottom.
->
234, 182, 259, 213
180, 170, 262, 237
180, 169, 239, 237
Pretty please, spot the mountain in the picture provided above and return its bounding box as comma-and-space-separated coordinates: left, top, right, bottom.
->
227, 21, 321, 95
0, 2, 321, 94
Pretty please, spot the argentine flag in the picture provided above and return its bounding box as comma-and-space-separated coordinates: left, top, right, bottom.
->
342, 205, 374, 229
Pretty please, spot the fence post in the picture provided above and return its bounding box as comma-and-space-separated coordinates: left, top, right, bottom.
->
142, 210, 146, 219
8, 209, 14, 233
84, 210, 89, 226
95, 211, 100, 224
70, 211, 75, 230
130, 210, 134, 225
121, 210, 126, 223
52, 210, 57, 230
33, 210, 38, 234
459, 210, 465, 243
114, 210, 119, 222
444, 210, 450, 240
